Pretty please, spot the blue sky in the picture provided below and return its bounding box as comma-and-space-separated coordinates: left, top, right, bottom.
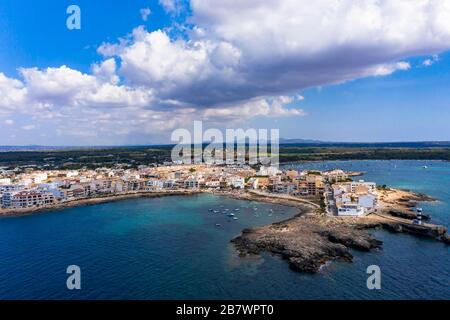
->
1, 0, 450, 145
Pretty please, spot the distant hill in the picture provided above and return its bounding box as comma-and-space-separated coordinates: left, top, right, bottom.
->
279, 138, 326, 144
2, 140, 450, 152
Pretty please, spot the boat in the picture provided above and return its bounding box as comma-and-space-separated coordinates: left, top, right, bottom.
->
227, 213, 235, 217
215, 224, 222, 227
235, 208, 240, 211
208, 209, 213, 212
213, 210, 220, 213
233, 217, 238, 220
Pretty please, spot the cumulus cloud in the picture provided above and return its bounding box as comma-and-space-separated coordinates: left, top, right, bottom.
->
2, 0, 450, 143
19, 65, 154, 109
99, 0, 450, 108
140, 8, 152, 21
0, 73, 26, 111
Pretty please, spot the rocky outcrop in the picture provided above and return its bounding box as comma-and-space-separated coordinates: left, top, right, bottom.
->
388, 210, 430, 221
231, 216, 383, 273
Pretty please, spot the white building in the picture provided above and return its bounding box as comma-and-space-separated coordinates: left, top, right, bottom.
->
257, 166, 280, 177
10, 191, 55, 208
0, 178, 12, 185
247, 178, 259, 189
351, 180, 376, 193
337, 204, 366, 216
147, 179, 164, 191
185, 178, 200, 189
228, 176, 245, 189
358, 194, 377, 211
324, 170, 348, 183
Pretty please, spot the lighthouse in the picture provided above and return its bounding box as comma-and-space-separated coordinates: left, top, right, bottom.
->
416, 208, 423, 225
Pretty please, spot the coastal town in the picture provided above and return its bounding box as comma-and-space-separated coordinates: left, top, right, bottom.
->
0, 162, 380, 218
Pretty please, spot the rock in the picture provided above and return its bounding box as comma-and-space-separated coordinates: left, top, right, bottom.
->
231, 215, 383, 273
440, 234, 450, 245
388, 210, 431, 221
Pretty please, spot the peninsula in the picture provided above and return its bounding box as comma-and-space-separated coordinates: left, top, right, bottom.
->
1, 163, 448, 273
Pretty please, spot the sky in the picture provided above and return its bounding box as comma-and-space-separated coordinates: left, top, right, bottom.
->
1, 0, 450, 145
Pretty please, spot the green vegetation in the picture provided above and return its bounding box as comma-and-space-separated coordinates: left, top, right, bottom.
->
0, 145, 449, 169
279, 147, 450, 162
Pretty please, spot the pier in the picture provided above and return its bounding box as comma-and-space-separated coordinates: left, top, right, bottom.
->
371, 212, 449, 241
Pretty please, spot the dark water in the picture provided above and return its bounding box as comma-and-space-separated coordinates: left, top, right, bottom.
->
0, 160, 449, 299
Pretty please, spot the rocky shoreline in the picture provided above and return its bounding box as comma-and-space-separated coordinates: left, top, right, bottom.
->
231, 215, 383, 273
228, 189, 449, 273
1, 187, 448, 273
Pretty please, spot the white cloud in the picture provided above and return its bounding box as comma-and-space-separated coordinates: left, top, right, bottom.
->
140, 8, 152, 21
2, 0, 450, 144
20, 65, 154, 109
0, 73, 26, 111
97, 0, 450, 109
21, 124, 35, 131
371, 61, 411, 76
423, 54, 440, 67
159, 0, 184, 15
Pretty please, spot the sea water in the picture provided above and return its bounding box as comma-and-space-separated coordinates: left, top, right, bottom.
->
0, 160, 448, 299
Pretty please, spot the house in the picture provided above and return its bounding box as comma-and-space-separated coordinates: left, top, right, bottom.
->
228, 176, 245, 189
337, 203, 366, 216
10, 191, 55, 208
185, 178, 201, 189
324, 170, 348, 183
147, 179, 164, 191
351, 180, 376, 193
247, 178, 259, 189
358, 194, 377, 211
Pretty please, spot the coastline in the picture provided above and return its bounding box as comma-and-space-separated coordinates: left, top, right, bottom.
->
0, 190, 201, 218
1, 186, 448, 274
229, 188, 449, 273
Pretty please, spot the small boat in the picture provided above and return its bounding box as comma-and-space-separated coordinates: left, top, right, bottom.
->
215, 223, 222, 227
423, 166, 428, 169
234, 208, 240, 211
233, 217, 238, 220
208, 209, 213, 212
227, 213, 235, 217
213, 210, 220, 213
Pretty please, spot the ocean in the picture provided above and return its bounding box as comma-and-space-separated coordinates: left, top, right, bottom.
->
0, 160, 448, 299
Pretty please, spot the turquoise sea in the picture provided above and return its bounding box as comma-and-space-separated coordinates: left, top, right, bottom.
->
0, 160, 449, 299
